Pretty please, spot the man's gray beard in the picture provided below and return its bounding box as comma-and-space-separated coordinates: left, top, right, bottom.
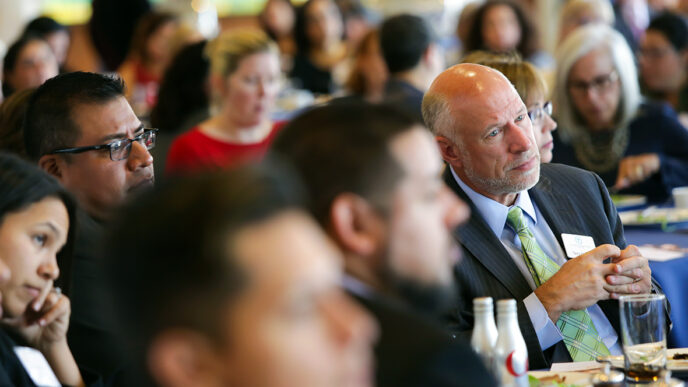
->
462, 154, 540, 196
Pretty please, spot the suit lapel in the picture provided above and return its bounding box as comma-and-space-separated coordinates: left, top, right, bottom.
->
444, 169, 533, 300
529, 173, 591, 254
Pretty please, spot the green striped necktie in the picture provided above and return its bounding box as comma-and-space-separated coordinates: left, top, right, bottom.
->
506, 206, 611, 362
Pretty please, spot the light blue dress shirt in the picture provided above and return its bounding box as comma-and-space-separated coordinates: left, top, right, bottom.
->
451, 167, 622, 355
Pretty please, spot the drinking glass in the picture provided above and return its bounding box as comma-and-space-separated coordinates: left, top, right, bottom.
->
619, 294, 667, 383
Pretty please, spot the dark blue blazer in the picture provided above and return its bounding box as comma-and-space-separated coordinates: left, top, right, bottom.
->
444, 163, 671, 370
552, 102, 688, 203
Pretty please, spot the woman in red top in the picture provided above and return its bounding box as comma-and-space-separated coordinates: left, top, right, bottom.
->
166, 29, 282, 175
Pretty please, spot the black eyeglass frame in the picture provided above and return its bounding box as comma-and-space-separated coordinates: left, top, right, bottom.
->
47, 128, 158, 161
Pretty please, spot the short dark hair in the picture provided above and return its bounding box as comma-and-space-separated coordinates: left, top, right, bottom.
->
2, 35, 47, 96
380, 14, 435, 74
648, 12, 688, 51
150, 40, 210, 132
23, 71, 125, 161
105, 162, 305, 373
271, 102, 416, 226
0, 152, 76, 294
23, 16, 68, 37
465, 0, 539, 59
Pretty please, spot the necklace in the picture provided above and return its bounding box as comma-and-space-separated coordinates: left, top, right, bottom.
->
571, 125, 629, 173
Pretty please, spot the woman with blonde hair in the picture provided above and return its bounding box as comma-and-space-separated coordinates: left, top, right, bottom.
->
552, 24, 688, 203
463, 51, 557, 162
166, 29, 282, 174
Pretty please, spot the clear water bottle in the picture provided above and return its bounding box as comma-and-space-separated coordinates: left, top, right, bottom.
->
493, 299, 528, 387
471, 297, 498, 371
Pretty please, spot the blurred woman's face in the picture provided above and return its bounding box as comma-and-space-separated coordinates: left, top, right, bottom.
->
0, 197, 67, 317
264, 0, 295, 38
222, 51, 281, 127
639, 30, 687, 93
482, 4, 521, 52
6, 40, 59, 92
355, 36, 388, 97
45, 30, 70, 66
146, 20, 177, 63
567, 48, 621, 131
526, 95, 557, 163
305, 0, 343, 49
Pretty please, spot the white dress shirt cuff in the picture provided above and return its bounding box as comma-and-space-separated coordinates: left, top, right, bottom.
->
524, 292, 564, 350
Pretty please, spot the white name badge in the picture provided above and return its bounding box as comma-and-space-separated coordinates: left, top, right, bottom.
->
14, 346, 61, 387
561, 233, 596, 258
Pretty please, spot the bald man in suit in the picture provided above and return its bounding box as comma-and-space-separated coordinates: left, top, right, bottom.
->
422, 63, 670, 370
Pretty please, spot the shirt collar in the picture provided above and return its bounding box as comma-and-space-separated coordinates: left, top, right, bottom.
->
450, 166, 538, 237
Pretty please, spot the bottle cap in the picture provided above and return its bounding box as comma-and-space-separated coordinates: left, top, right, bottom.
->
473, 297, 493, 312
497, 299, 516, 314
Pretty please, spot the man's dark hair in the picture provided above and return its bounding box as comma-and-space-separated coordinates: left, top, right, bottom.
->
648, 12, 688, 51
465, 0, 538, 59
0, 152, 76, 294
23, 71, 125, 161
380, 14, 435, 74
271, 102, 417, 226
105, 162, 305, 382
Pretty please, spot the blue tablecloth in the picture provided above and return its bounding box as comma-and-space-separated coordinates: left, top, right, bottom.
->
624, 228, 688, 348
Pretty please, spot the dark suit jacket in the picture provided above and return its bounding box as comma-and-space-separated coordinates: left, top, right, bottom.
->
444, 163, 670, 370
68, 210, 125, 380
349, 288, 497, 387
383, 78, 425, 124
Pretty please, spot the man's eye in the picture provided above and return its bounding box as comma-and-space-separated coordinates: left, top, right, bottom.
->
515, 114, 525, 122
488, 129, 500, 138
109, 139, 127, 151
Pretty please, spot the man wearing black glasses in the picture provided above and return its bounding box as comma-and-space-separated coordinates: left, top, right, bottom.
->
23, 71, 156, 380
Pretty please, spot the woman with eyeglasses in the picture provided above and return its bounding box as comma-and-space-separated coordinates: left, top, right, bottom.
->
0, 152, 100, 386
552, 24, 688, 203
463, 51, 557, 163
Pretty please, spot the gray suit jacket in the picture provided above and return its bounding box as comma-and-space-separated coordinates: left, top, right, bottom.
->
444, 163, 670, 370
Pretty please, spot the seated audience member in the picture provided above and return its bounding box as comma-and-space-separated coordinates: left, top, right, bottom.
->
422, 63, 670, 369
117, 11, 179, 118
290, 0, 347, 94
166, 29, 282, 175
338, 29, 387, 103
464, 0, 553, 69
0, 152, 100, 386
463, 52, 557, 163
2, 35, 59, 98
149, 40, 210, 179
259, 0, 297, 70
105, 163, 377, 387
0, 88, 35, 159
379, 14, 444, 123
336, 0, 374, 52
23, 16, 71, 71
639, 12, 688, 125
558, 0, 615, 43
23, 71, 155, 378
272, 103, 496, 387
552, 24, 688, 203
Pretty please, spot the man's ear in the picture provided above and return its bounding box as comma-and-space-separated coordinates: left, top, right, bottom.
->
329, 193, 384, 257
436, 135, 463, 168
38, 154, 64, 180
147, 329, 225, 387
